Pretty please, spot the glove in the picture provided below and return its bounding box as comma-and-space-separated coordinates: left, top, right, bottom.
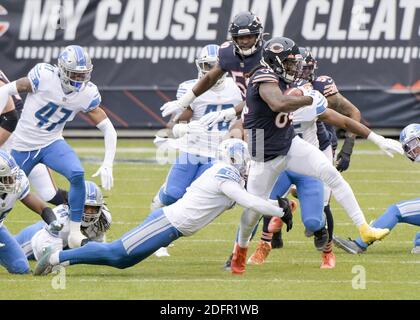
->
0, 242, 5, 248
160, 100, 185, 118
47, 220, 64, 234
200, 108, 236, 128
92, 163, 113, 190
367, 132, 404, 157
277, 196, 293, 232
336, 136, 355, 172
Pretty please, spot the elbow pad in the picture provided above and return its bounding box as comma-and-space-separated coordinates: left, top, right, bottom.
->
0, 109, 19, 133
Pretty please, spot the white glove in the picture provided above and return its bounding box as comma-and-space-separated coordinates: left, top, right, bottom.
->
67, 221, 87, 249
0, 242, 5, 248
368, 132, 404, 157
304, 89, 328, 109
160, 90, 197, 117
200, 108, 236, 128
92, 163, 113, 190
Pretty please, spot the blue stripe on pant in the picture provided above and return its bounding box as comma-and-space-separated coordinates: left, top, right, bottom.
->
355, 198, 420, 249
14, 220, 45, 259
270, 170, 325, 232
12, 139, 85, 222
0, 225, 30, 274
159, 152, 213, 205
59, 209, 183, 269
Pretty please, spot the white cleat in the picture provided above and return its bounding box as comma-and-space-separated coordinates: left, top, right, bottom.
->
154, 247, 170, 257
411, 246, 420, 254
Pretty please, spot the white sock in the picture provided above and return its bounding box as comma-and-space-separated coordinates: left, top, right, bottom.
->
237, 209, 261, 248
49, 251, 60, 265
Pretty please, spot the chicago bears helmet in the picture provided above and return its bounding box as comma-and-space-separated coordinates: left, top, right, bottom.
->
195, 44, 226, 87
260, 37, 302, 83
229, 12, 263, 56
400, 123, 420, 162
298, 47, 317, 82
58, 45, 93, 92
82, 180, 104, 227
0, 150, 20, 194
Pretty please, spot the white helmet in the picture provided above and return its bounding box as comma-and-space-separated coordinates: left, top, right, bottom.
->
195, 44, 226, 88
400, 123, 420, 162
57, 45, 93, 92
0, 150, 20, 194
217, 138, 250, 177
82, 180, 104, 227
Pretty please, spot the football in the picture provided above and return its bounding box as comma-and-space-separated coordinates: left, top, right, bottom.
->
284, 87, 304, 96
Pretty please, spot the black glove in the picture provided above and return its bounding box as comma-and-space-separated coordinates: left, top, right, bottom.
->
336, 136, 355, 172
277, 196, 293, 232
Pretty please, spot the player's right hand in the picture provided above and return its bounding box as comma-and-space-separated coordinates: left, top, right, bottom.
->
200, 108, 236, 128
160, 100, 184, 118
68, 230, 88, 249
277, 196, 293, 232
47, 220, 64, 234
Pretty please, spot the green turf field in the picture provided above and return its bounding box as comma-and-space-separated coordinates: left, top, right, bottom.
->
1, 138, 419, 300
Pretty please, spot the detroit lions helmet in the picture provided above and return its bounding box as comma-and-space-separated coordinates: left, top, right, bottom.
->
261, 37, 302, 83
217, 139, 250, 177
58, 45, 93, 92
195, 44, 226, 88
82, 180, 104, 227
400, 123, 420, 162
0, 150, 20, 194
229, 12, 263, 56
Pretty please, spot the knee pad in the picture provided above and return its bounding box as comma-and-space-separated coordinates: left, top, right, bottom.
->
303, 217, 325, 233
69, 171, 84, 184
7, 259, 30, 274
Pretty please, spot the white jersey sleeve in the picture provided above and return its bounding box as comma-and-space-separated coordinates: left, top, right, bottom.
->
176, 80, 197, 100
81, 83, 101, 113
27, 63, 56, 93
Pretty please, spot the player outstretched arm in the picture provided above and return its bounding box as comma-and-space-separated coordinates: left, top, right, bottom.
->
20, 192, 63, 232
0, 77, 33, 115
319, 108, 403, 157
86, 107, 117, 191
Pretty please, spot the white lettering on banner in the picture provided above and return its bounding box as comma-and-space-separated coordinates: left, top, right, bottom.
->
117, 0, 145, 40
327, 0, 346, 40
270, 0, 298, 37
20, 0, 60, 40
399, 0, 420, 40
348, 0, 373, 40
171, 0, 198, 40
93, 0, 122, 41
195, 0, 222, 40
63, 0, 89, 40
302, 0, 329, 40
370, 0, 396, 40
145, 0, 174, 40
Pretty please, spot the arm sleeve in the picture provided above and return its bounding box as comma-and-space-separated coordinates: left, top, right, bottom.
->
219, 180, 284, 217
96, 118, 117, 166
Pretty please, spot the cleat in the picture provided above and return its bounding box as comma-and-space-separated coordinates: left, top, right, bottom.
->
247, 240, 271, 265
320, 251, 336, 269
231, 244, 248, 275
333, 236, 365, 254
271, 230, 283, 249
358, 223, 390, 244
313, 227, 329, 251
268, 217, 283, 233
34, 246, 55, 276
411, 246, 420, 254
223, 253, 233, 272
154, 247, 170, 257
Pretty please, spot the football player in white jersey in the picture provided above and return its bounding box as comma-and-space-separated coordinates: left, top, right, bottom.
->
0, 45, 117, 249
33, 139, 294, 276
333, 124, 420, 254
0, 70, 68, 206
15, 180, 112, 260
0, 150, 63, 274
151, 44, 242, 210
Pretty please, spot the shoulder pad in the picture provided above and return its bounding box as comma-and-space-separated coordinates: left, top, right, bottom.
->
251, 68, 278, 85
215, 166, 241, 184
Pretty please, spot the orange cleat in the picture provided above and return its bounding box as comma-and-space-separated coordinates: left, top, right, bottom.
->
231, 243, 248, 275
247, 240, 272, 265
320, 251, 336, 269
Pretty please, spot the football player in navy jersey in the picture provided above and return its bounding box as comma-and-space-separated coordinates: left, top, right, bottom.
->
230, 37, 400, 275
0, 71, 68, 206
160, 11, 263, 119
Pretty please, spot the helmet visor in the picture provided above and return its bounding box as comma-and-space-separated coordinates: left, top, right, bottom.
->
403, 137, 420, 161
82, 205, 101, 225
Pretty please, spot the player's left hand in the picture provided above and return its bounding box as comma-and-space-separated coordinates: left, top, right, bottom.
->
200, 108, 236, 128
277, 196, 293, 232
160, 100, 184, 118
92, 164, 113, 190
336, 136, 355, 172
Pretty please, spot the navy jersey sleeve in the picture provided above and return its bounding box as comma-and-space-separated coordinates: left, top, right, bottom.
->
218, 41, 236, 72
312, 75, 339, 97
251, 68, 279, 86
